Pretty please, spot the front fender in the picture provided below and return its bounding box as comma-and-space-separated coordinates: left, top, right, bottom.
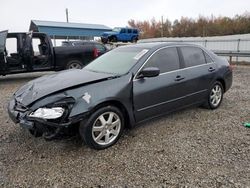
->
66, 75, 135, 126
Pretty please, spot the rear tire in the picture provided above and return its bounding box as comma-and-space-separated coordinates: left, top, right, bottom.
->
131, 37, 138, 43
101, 38, 108, 44
204, 81, 224, 109
79, 106, 124, 150
66, 59, 83, 69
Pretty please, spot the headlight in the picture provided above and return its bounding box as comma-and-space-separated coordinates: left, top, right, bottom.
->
28, 107, 65, 119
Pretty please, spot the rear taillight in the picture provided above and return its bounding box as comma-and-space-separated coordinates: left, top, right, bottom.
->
93, 48, 99, 58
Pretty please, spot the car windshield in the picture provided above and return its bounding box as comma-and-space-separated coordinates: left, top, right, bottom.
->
113, 28, 121, 32
85, 47, 149, 75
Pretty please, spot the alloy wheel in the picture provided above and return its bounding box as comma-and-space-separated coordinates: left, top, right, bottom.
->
210, 84, 222, 107
68, 62, 82, 69
91, 112, 121, 146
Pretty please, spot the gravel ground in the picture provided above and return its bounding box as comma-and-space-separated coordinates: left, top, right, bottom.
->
0, 66, 250, 187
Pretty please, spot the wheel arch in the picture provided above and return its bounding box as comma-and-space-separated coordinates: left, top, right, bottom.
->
216, 78, 226, 92
108, 35, 115, 39
65, 58, 84, 69
91, 100, 133, 129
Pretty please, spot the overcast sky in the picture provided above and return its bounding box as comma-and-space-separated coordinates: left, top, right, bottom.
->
1, 0, 250, 32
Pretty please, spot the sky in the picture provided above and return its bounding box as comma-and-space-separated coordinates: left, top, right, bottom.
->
1, 0, 250, 32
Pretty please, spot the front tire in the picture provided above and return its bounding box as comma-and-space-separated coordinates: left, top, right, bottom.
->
79, 106, 124, 150
205, 81, 224, 109
28, 123, 46, 137
109, 36, 117, 43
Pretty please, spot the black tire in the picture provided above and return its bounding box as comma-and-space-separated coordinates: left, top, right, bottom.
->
66, 59, 83, 69
79, 106, 124, 150
110, 36, 117, 43
204, 81, 224, 109
29, 129, 43, 137
131, 37, 138, 43
28, 123, 45, 137
101, 37, 108, 44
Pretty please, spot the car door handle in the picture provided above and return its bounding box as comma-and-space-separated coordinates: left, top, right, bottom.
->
208, 67, 216, 72
175, 75, 185, 81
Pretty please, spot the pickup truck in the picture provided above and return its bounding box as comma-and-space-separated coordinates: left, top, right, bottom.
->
0, 30, 106, 76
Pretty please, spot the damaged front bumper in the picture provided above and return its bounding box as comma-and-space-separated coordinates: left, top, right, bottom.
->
8, 98, 35, 129
8, 98, 88, 138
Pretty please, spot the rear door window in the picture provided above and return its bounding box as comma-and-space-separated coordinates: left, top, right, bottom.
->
120, 29, 126, 33
32, 38, 41, 55
6, 37, 18, 55
144, 47, 180, 73
180, 46, 206, 67
203, 51, 213, 63
133, 29, 138, 34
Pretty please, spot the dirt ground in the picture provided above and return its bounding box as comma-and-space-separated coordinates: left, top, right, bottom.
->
0, 66, 250, 187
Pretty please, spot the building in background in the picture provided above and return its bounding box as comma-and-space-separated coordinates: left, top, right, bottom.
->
29, 20, 112, 46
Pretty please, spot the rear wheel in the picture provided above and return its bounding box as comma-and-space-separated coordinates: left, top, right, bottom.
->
205, 81, 224, 109
79, 106, 124, 150
131, 37, 138, 43
101, 38, 108, 44
66, 59, 83, 69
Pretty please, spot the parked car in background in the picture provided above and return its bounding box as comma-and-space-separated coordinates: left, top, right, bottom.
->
0, 30, 105, 76
101, 27, 139, 43
8, 43, 232, 149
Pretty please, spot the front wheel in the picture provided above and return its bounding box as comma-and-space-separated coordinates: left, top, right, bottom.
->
205, 81, 224, 109
79, 106, 124, 150
109, 36, 117, 43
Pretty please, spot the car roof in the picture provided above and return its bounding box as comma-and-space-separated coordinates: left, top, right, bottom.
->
119, 42, 203, 50
114, 27, 138, 30
64, 40, 100, 44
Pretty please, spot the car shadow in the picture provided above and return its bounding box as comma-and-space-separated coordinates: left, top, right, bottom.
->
5, 100, 231, 153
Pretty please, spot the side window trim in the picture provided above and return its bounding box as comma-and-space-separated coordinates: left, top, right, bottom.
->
134, 46, 181, 80
134, 45, 216, 81
176, 47, 186, 69
143, 47, 180, 73
202, 50, 215, 64
179, 46, 207, 68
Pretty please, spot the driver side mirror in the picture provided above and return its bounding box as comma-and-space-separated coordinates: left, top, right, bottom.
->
137, 67, 160, 79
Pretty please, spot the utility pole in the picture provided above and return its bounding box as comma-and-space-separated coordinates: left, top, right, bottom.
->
66, 8, 69, 23
202, 25, 206, 37
161, 15, 164, 37
66, 8, 69, 41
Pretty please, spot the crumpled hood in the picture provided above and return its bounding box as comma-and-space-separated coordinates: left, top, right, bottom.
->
14, 69, 113, 106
